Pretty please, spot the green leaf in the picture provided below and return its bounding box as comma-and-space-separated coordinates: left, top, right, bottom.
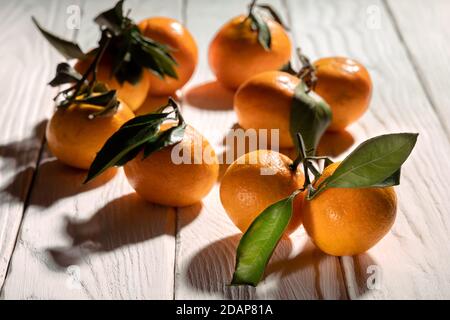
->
372, 168, 401, 187
290, 82, 332, 156
84, 100, 185, 183
312, 133, 418, 197
32, 17, 86, 60
94, 0, 125, 36
48, 63, 83, 86
250, 13, 271, 51
131, 32, 178, 79
231, 192, 299, 286
74, 90, 117, 107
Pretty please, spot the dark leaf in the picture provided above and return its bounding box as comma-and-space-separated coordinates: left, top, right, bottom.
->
131, 33, 178, 79
143, 122, 186, 158
94, 0, 125, 36
257, 4, 290, 30
74, 90, 117, 107
311, 133, 418, 198
290, 82, 332, 156
32, 17, 86, 60
84, 122, 162, 183
231, 192, 299, 286
84, 100, 186, 183
48, 63, 83, 86
280, 61, 297, 75
250, 13, 271, 51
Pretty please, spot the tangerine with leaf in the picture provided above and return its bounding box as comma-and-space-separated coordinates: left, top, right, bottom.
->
138, 17, 198, 96
208, 0, 292, 89
45, 44, 135, 170
34, 0, 179, 111
85, 99, 219, 207
234, 68, 332, 152
231, 132, 418, 286
220, 149, 304, 235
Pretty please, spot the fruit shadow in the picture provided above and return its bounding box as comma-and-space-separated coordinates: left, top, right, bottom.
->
185, 234, 374, 299
47, 194, 202, 268
184, 234, 293, 299
184, 80, 235, 110
2, 156, 116, 208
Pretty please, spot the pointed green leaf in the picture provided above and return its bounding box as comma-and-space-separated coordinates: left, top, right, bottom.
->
314, 133, 418, 195
250, 13, 271, 51
84, 100, 186, 183
290, 82, 332, 156
256, 4, 290, 30
231, 192, 298, 286
48, 63, 83, 86
32, 17, 86, 60
74, 90, 117, 107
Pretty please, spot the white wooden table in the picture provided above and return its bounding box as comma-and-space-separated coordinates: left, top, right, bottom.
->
1, 0, 449, 300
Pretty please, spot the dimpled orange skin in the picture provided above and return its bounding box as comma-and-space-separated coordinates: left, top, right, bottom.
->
220, 150, 304, 235
303, 162, 397, 256
234, 71, 298, 148
75, 54, 150, 111
46, 101, 134, 170
124, 125, 219, 207
314, 57, 372, 131
138, 17, 198, 96
209, 15, 292, 90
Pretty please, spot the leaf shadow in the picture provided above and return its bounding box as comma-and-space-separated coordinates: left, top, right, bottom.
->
1, 156, 116, 208
184, 234, 292, 299
184, 80, 235, 110
47, 194, 202, 269
0, 119, 47, 170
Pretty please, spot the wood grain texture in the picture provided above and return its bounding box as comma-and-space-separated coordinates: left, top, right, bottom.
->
0, 0, 449, 300
386, 0, 450, 138
1, 0, 181, 299
287, 0, 450, 299
174, 0, 347, 299
0, 0, 78, 292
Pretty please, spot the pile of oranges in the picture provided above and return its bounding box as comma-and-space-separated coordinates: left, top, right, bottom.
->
36, 0, 417, 287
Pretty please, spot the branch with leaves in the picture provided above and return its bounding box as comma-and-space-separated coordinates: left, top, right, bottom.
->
231, 132, 418, 286
84, 98, 186, 183
32, 0, 178, 86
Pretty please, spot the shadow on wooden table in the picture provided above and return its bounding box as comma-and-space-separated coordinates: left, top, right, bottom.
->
184, 80, 235, 110
184, 234, 293, 299
48, 194, 201, 268
0, 119, 46, 170
2, 158, 116, 207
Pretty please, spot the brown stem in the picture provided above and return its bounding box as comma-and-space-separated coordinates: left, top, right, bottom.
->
295, 48, 317, 92
248, 0, 258, 16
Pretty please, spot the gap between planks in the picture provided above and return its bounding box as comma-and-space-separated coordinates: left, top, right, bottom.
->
0, 0, 83, 296
382, 0, 450, 141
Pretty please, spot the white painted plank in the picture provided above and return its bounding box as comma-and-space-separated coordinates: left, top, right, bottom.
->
175, 0, 347, 299
1, 0, 181, 299
386, 0, 450, 137
287, 0, 450, 299
0, 0, 78, 292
